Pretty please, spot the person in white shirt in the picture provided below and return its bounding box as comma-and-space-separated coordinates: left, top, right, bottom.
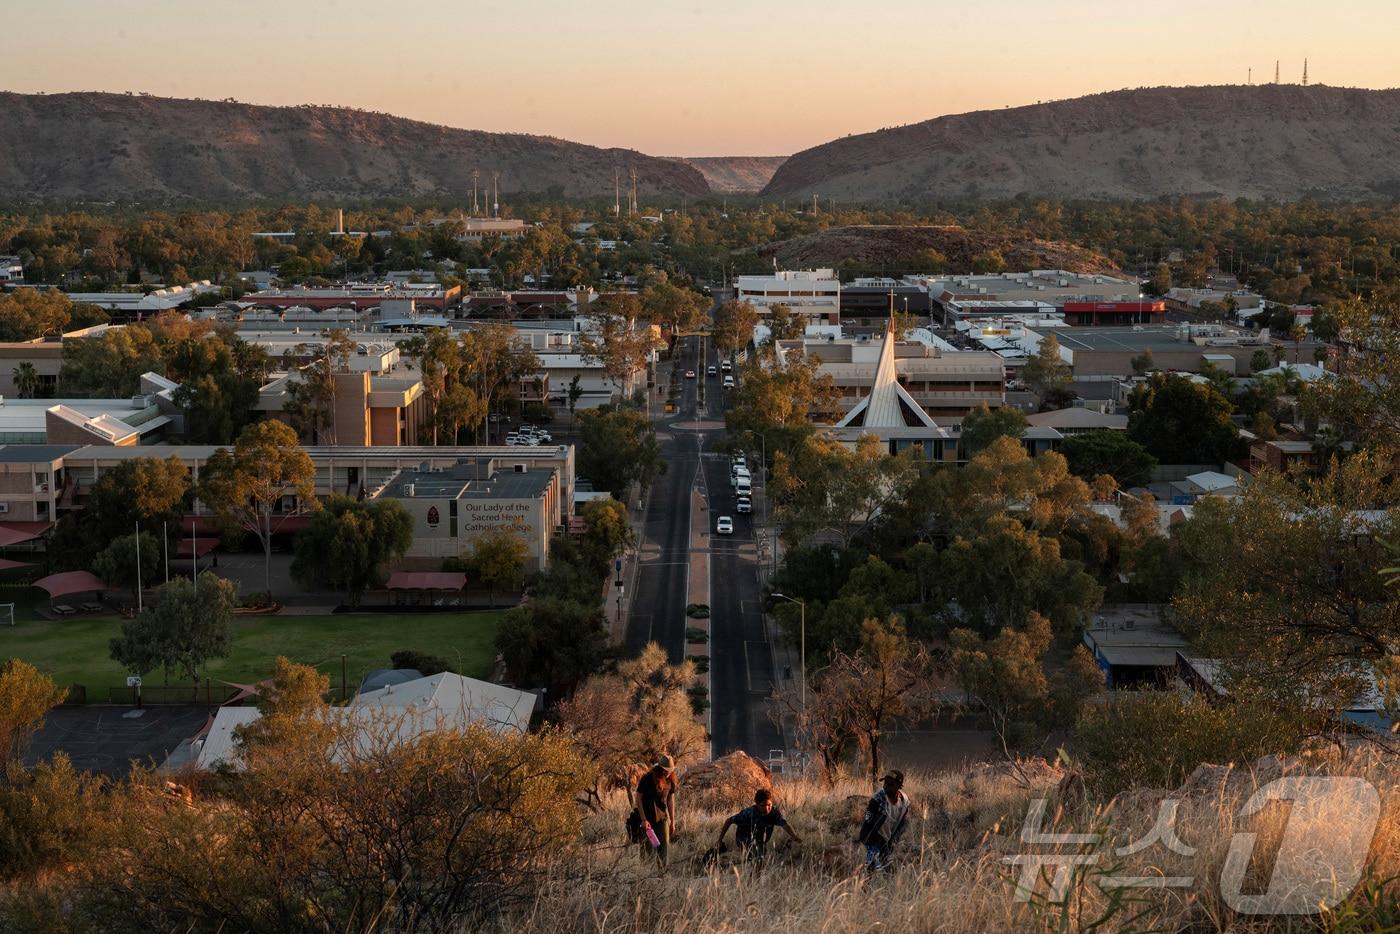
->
857, 769, 910, 871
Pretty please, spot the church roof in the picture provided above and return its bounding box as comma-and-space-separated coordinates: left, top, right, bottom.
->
835, 317, 939, 430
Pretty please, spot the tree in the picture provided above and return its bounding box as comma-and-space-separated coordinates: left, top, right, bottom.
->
1150, 262, 1172, 296
1174, 453, 1400, 718
1022, 334, 1071, 401
50, 455, 190, 571
765, 302, 806, 342
496, 598, 609, 698
566, 374, 584, 415
11, 362, 39, 399
559, 643, 707, 787
390, 650, 452, 676
1311, 298, 1400, 458
0, 659, 66, 770
725, 356, 839, 440
0, 289, 71, 341
577, 406, 664, 497
772, 433, 919, 549
581, 293, 655, 397
200, 420, 318, 596
462, 529, 528, 607
167, 333, 268, 443
283, 329, 356, 443
959, 403, 1027, 458
92, 531, 162, 597
460, 323, 540, 440
711, 298, 760, 356
1250, 348, 1273, 373
640, 279, 708, 344
1129, 351, 1155, 377
578, 497, 635, 577
951, 612, 1103, 781
109, 574, 236, 684
1057, 431, 1158, 488
1128, 372, 1239, 465
60, 324, 164, 396
290, 497, 413, 607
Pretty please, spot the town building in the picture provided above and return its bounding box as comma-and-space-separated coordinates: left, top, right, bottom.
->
839, 279, 932, 329
735, 269, 841, 324
62, 282, 221, 317
929, 270, 1139, 321
246, 283, 461, 312
1165, 286, 1263, 316
0, 256, 24, 284
778, 332, 1006, 420
456, 218, 530, 241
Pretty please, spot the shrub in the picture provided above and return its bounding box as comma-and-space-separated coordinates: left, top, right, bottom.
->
685, 626, 709, 644
685, 603, 710, 618
390, 650, 452, 675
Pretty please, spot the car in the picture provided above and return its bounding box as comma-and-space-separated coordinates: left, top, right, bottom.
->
684, 369, 696, 379
707, 365, 717, 376
736, 497, 752, 514
716, 516, 734, 535
722, 375, 735, 389
533, 430, 553, 443
721, 360, 732, 373
732, 468, 750, 487
505, 433, 522, 445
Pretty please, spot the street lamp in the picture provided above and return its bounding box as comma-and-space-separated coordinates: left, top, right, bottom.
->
771, 592, 805, 716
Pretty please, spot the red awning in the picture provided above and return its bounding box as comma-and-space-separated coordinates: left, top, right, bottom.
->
0, 521, 53, 534
33, 570, 107, 598
176, 538, 220, 558
0, 558, 35, 571
386, 571, 467, 591
0, 526, 43, 547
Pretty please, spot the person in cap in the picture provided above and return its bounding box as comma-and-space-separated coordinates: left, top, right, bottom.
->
715, 788, 801, 863
634, 754, 680, 869
857, 769, 910, 871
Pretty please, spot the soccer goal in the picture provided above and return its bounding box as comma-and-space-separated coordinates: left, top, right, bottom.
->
0, 603, 13, 626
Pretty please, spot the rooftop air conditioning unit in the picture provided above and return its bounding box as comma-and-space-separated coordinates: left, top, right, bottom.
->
515, 464, 527, 473
404, 483, 415, 497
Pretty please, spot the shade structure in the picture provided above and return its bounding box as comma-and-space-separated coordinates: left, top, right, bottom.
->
32, 570, 107, 599
0, 526, 43, 547
0, 558, 35, 571
386, 571, 467, 591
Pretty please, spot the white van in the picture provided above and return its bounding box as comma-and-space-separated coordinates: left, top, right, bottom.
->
736, 476, 752, 496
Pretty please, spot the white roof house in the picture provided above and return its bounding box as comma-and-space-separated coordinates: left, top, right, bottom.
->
193, 672, 537, 770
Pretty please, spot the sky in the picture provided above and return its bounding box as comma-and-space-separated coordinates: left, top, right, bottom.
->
6, 0, 1400, 157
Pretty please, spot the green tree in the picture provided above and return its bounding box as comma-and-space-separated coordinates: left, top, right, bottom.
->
60, 324, 164, 396
0, 659, 67, 770
460, 323, 541, 440
577, 406, 664, 497
566, 374, 584, 415
1129, 351, 1155, 377
1150, 262, 1172, 296
951, 611, 1103, 774
496, 597, 609, 698
283, 329, 356, 444
109, 574, 236, 684
711, 297, 760, 356
0, 289, 71, 340
725, 356, 838, 440
1057, 431, 1157, 488
641, 279, 708, 344
580, 293, 655, 397
200, 420, 318, 596
1249, 348, 1273, 373
1128, 372, 1239, 465
50, 455, 190, 571
462, 529, 529, 607
167, 333, 268, 443
1021, 334, 1072, 401
10, 362, 39, 399
290, 497, 413, 607
92, 531, 162, 597
765, 302, 806, 341
959, 403, 1027, 458
578, 497, 635, 577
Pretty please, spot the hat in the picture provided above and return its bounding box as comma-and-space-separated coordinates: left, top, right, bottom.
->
881, 769, 905, 787
657, 754, 675, 771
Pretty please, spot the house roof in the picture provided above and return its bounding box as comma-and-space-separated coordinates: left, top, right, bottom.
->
1184, 471, 1240, 492
1025, 408, 1128, 430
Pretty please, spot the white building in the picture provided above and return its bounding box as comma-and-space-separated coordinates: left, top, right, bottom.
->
0, 256, 24, 283
735, 268, 841, 324
64, 281, 220, 313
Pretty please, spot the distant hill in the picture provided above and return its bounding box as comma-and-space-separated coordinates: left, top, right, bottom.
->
760, 225, 1119, 276
763, 85, 1400, 202
677, 156, 788, 193
0, 92, 710, 203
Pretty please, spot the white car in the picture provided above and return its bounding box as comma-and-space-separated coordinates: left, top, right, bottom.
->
716, 516, 734, 535
505, 433, 522, 445
707, 365, 717, 376
723, 375, 736, 389
736, 497, 752, 514
721, 360, 732, 373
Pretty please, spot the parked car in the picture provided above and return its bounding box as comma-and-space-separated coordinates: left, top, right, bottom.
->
505, 433, 522, 445
736, 497, 752, 514
716, 515, 734, 535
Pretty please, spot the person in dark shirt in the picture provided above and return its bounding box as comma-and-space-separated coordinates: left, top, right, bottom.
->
716, 788, 800, 861
858, 770, 910, 871
634, 754, 679, 869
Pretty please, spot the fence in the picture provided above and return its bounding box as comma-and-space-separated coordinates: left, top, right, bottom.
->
96, 683, 242, 706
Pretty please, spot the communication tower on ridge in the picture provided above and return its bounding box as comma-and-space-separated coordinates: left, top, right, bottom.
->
1303, 59, 1309, 86
492, 172, 500, 217
471, 170, 480, 215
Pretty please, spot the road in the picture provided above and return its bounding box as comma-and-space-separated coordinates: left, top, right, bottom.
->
624, 334, 785, 761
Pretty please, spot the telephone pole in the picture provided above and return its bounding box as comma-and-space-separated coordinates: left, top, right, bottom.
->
1302, 58, 1309, 86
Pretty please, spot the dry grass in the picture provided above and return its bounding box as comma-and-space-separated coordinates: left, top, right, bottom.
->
493, 746, 1400, 933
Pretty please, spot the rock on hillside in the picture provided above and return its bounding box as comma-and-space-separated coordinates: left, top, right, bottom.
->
764, 85, 1400, 202
760, 225, 1120, 275
677, 156, 789, 193
0, 92, 710, 203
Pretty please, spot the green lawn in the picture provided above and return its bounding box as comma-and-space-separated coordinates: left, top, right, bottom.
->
0, 611, 503, 697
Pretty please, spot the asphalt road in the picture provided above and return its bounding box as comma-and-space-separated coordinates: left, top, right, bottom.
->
623, 335, 786, 760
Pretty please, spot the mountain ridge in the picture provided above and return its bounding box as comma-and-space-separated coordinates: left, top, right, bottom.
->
0, 91, 710, 203
763, 85, 1400, 202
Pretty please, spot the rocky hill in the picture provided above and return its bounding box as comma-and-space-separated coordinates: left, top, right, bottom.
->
677, 156, 788, 193
761, 224, 1119, 275
764, 85, 1400, 202
0, 92, 710, 203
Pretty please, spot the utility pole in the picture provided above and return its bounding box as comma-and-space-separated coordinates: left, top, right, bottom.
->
1275, 60, 1280, 84
492, 172, 500, 218
1303, 58, 1309, 86
471, 169, 479, 215
613, 169, 621, 217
